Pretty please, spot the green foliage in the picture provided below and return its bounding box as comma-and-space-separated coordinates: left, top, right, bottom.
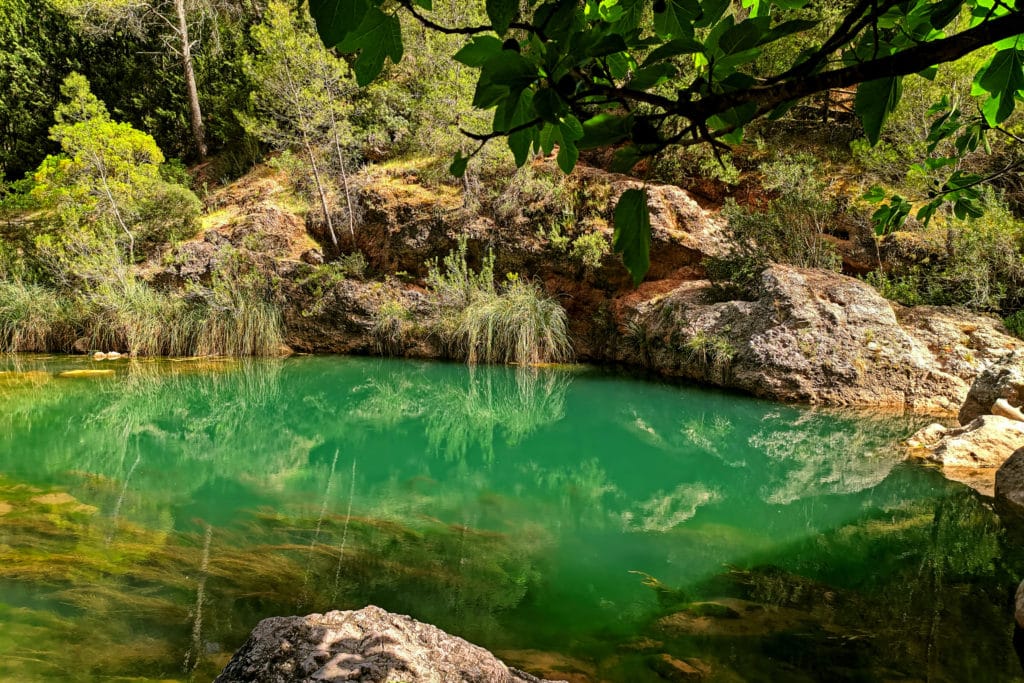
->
684, 331, 736, 373
612, 188, 651, 286
705, 155, 842, 295
0, 281, 69, 353
426, 238, 570, 364
458, 279, 571, 365
1004, 310, 1024, 340
309, 0, 1024, 283
868, 193, 1024, 312
569, 231, 611, 270
27, 73, 201, 261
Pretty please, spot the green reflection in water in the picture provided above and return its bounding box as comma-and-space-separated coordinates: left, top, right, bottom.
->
0, 355, 1020, 682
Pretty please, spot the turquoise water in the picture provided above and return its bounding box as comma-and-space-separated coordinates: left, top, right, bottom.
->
0, 355, 1021, 681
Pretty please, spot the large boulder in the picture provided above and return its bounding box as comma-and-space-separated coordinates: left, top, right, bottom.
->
959, 350, 1024, 424
907, 416, 1024, 494
215, 606, 564, 683
996, 447, 1024, 518
613, 265, 1007, 411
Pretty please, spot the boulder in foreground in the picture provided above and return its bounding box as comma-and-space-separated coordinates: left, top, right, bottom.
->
215, 605, 565, 683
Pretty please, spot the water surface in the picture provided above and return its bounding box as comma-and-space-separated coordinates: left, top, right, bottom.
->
0, 355, 1021, 681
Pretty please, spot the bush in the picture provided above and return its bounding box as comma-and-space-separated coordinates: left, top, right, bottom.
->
1004, 311, 1024, 340
706, 155, 842, 296
371, 299, 410, 355
868, 192, 1024, 312
0, 281, 68, 353
569, 231, 610, 270
427, 239, 571, 365
459, 279, 571, 365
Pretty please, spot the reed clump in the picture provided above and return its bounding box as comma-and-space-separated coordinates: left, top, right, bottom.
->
0, 273, 283, 357
427, 238, 571, 365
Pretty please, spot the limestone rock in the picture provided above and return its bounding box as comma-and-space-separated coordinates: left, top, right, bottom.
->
614, 265, 981, 411
996, 448, 1024, 518
959, 350, 1024, 424
908, 415, 1024, 494
58, 369, 115, 378
896, 306, 1018, 384
1017, 581, 1024, 629
914, 415, 1024, 468
215, 606, 565, 683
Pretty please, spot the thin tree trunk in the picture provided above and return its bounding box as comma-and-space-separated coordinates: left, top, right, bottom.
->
93, 153, 135, 263
175, 0, 207, 160
329, 117, 355, 243
302, 131, 338, 249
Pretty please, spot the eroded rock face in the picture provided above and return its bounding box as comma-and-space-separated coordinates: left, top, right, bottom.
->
996, 448, 1024, 518
613, 265, 996, 412
215, 606, 564, 683
959, 350, 1024, 424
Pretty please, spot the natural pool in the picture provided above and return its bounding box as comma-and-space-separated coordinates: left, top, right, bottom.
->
0, 355, 1021, 682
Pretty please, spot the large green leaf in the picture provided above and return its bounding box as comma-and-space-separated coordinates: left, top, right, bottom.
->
653, 0, 699, 38
612, 188, 651, 285
454, 36, 504, 67
308, 0, 369, 48
855, 76, 902, 146
486, 0, 517, 35
976, 48, 1024, 126
338, 7, 403, 86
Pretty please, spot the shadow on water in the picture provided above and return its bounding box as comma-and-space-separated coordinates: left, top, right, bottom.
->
0, 355, 1021, 681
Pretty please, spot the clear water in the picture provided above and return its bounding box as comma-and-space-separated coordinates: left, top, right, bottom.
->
0, 355, 1021, 682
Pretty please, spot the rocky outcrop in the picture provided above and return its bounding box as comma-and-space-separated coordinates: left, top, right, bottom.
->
215, 606, 563, 683
142, 163, 1022, 415
996, 448, 1024, 518
611, 265, 1014, 412
1017, 581, 1024, 629
959, 350, 1024, 424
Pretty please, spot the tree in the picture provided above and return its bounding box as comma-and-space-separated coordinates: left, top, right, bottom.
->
31, 73, 200, 266
307, 0, 1024, 283
53, 0, 221, 159
242, 0, 358, 248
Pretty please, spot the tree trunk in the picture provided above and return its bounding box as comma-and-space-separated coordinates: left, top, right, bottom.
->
175, 0, 207, 160
302, 132, 338, 249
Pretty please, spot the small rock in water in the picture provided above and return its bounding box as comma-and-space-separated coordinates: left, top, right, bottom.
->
92, 352, 106, 360
58, 369, 115, 378
106, 351, 122, 359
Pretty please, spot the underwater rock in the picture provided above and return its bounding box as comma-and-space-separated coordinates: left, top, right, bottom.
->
996, 448, 1024, 518
215, 605, 565, 683
647, 653, 710, 681
57, 369, 115, 378
960, 351, 1024, 424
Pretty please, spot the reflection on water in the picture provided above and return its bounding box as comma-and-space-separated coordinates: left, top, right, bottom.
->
0, 356, 1021, 682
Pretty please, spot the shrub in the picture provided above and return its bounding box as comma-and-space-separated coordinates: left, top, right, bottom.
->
371, 299, 410, 355
1004, 311, 1024, 340
426, 239, 571, 365
458, 280, 571, 365
867, 192, 1024, 312
706, 155, 842, 296
0, 281, 67, 353
569, 231, 610, 270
